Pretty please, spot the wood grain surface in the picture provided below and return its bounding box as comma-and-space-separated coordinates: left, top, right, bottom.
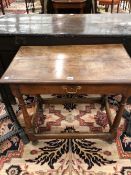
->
1, 44, 131, 84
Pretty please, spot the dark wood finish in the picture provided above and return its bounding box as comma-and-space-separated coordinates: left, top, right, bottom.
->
0, 14, 131, 36
0, 44, 131, 141
52, 0, 87, 13
46, 0, 94, 13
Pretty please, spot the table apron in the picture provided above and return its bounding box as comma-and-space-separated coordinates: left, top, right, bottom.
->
10, 84, 131, 96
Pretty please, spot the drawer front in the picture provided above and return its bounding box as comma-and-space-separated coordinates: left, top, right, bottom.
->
11, 84, 129, 96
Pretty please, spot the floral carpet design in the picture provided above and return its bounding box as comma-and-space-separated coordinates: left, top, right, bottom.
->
0, 135, 24, 171
2, 138, 131, 175
0, 97, 131, 175
26, 138, 116, 170
0, 102, 24, 171
116, 129, 131, 159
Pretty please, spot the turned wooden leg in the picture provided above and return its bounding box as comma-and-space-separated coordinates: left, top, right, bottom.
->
25, 0, 29, 14
15, 86, 35, 141
129, 0, 131, 13
111, 3, 114, 13
15, 87, 32, 128
32, 94, 45, 134
109, 95, 128, 140
31, 0, 35, 12
117, 3, 119, 13
100, 95, 106, 111
25, 129, 38, 145
105, 96, 113, 128
40, 0, 44, 13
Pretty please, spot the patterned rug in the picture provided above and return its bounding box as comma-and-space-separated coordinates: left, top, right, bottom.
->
0, 102, 24, 171
0, 135, 24, 170
2, 138, 131, 175
116, 129, 131, 159
0, 96, 131, 175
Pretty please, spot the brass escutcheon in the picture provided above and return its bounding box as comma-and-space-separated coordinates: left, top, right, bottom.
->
62, 86, 81, 94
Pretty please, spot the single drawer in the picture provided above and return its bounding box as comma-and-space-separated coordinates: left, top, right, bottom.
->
10, 84, 129, 96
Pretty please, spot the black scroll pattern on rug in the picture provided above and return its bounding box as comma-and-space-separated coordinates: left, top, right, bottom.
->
120, 166, 131, 175
53, 94, 88, 111
26, 138, 116, 170
6, 165, 22, 175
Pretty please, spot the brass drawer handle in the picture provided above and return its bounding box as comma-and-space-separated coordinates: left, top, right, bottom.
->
62, 86, 81, 94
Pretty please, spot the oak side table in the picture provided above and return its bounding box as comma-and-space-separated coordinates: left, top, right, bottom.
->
0, 44, 131, 142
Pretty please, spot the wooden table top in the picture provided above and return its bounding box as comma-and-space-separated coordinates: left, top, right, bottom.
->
1, 44, 131, 84
0, 14, 131, 36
